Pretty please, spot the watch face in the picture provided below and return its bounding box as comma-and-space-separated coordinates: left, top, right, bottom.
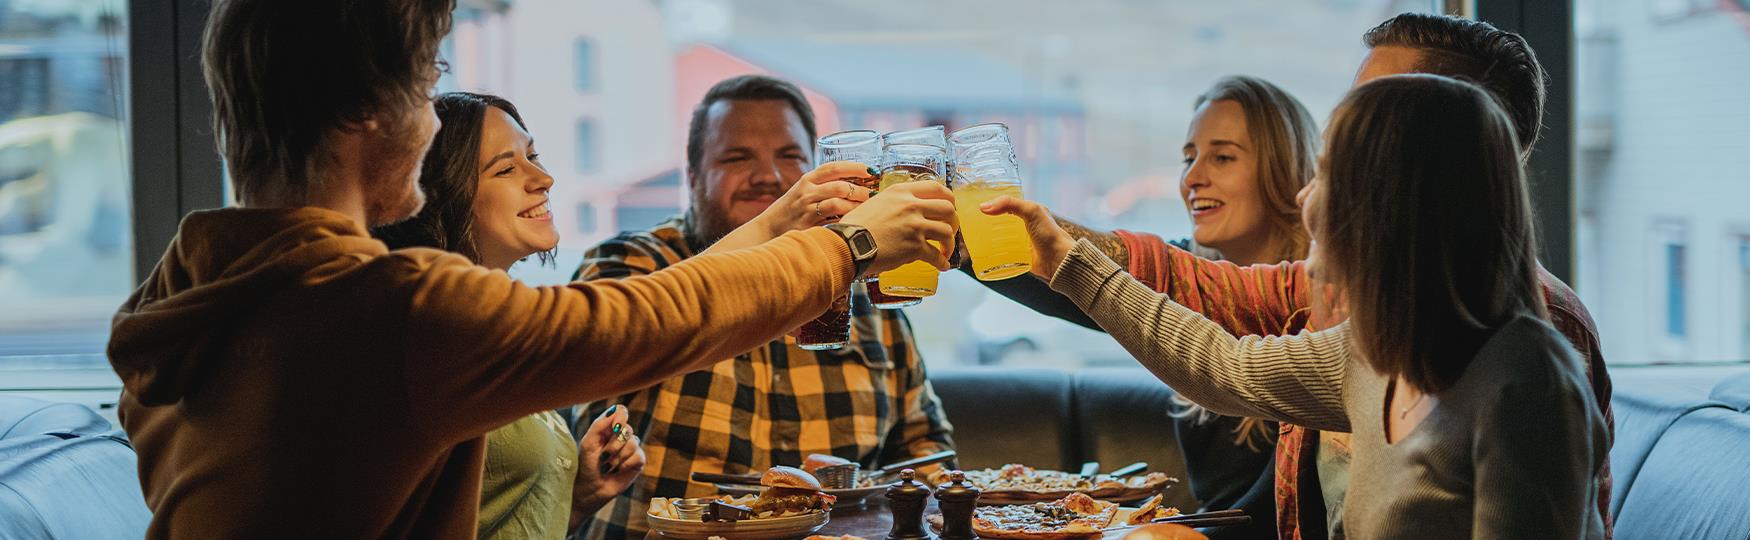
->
850, 232, 877, 256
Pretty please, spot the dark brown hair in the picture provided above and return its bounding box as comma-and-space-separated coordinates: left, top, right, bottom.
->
1193, 75, 1320, 263
203, 0, 454, 198
373, 92, 551, 266
1318, 74, 1547, 394
685, 75, 818, 181
1363, 13, 1546, 158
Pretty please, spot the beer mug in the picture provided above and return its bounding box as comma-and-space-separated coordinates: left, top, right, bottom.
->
875, 143, 949, 298
948, 123, 1034, 281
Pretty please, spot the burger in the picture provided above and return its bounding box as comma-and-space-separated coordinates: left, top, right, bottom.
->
802, 453, 853, 474
750, 466, 836, 515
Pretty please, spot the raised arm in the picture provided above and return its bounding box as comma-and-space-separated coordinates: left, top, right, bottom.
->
405, 180, 961, 442
1116, 230, 1318, 337
404, 228, 857, 441
1050, 239, 1352, 431
701, 161, 878, 255
1055, 215, 1130, 269
959, 214, 1134, 331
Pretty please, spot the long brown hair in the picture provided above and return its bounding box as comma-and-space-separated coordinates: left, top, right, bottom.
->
1192, 76, 1320, 263
372, 92, 553, 266
1317, 74, 1547, 394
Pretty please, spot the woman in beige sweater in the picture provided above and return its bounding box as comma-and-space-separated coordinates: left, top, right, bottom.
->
985, 74, 1608, 539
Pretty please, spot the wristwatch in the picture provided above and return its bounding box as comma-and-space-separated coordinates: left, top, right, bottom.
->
824, 223, 879, 279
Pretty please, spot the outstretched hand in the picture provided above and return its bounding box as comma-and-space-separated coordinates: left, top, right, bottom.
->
979, 196, 1075, 280
840, 180, 960, 274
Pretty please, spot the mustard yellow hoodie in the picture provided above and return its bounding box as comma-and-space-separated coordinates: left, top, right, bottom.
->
107, 207, 853, 539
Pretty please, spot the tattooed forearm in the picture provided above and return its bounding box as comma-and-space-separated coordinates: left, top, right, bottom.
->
1053, 214, 1128, 268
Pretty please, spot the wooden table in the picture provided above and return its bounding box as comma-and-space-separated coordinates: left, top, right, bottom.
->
643, 497, 1155, 539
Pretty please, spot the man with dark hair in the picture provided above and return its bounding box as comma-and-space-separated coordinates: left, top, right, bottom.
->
572, 74, 957, 540
1359, 12, 1547, 157
105, 2, 958, 537
982, 12, 1612, 540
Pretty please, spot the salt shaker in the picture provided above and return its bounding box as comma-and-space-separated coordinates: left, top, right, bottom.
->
885, 468, 933, 540
934, 470, 980, 540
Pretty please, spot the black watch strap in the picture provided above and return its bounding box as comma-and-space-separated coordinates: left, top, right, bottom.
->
824, 223, 878, 279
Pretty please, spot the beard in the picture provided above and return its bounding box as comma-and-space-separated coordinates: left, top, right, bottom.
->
364, 114, 435, 227
685, 183, 784, 248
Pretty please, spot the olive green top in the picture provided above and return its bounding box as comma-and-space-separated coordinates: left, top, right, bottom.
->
479, 411, 579, 540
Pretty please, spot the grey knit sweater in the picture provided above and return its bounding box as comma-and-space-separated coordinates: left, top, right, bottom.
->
1050, 240, 1608, 539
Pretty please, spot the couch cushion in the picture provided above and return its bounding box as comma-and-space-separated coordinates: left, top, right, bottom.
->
1606, 379, 1724, 518
930, 367, 1077, 471
1072, 368, 1202, 513
1708, 372, 1750, 412
1611, 408, 1750, 539
0, 396, 150, 539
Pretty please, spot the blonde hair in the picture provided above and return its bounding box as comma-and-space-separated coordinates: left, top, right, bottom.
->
1189, 75, 1319, 264
1172, 76, 1321, 449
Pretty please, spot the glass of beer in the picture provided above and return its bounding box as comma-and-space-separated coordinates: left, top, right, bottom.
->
865, 127, 947, 309
793, 130, 886, 350
792, 293, 852, 350
949, 123, 1034, 281
875, 143, 949, 298
881, 125, 947, 150
815, 130, 918, 310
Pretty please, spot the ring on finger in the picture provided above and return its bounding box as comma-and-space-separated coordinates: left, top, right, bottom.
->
814, 201, 825, 218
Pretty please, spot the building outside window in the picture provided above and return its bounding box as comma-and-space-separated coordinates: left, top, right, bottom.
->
1576, 0, 1750, 363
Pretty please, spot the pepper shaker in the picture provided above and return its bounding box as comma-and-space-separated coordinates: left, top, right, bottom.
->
934, 470, 980, 540
885, 468, 933, 540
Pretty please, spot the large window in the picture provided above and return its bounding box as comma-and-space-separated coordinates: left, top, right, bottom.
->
0, 1, 130, 365
443, 0, 1437, 368
1575, 0, 1750, 364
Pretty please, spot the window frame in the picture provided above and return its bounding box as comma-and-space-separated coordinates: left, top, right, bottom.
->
129, 0, 226, 282
575, 37, 597, 93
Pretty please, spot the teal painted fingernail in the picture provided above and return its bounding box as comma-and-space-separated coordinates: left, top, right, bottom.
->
867, 166, 879, 176
612, 422, 623, 435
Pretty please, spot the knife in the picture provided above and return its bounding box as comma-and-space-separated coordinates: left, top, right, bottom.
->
1077, 461, 1100, 480
1107, 462, 1148, 478
691, 471, 764, 486
877, 449, 958, 476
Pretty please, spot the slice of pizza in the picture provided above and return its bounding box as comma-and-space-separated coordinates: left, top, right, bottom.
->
951, 464, 1179, 504
930, 493, 1119, 540
1124, 494, 1182, 525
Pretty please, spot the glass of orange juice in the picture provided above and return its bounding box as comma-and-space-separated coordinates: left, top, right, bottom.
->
948, 123, 1034, 281
874, 143, 949, 298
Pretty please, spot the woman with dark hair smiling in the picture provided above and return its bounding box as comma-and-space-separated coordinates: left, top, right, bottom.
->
373, 92, 643, 540
986, 74, 1608, 538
